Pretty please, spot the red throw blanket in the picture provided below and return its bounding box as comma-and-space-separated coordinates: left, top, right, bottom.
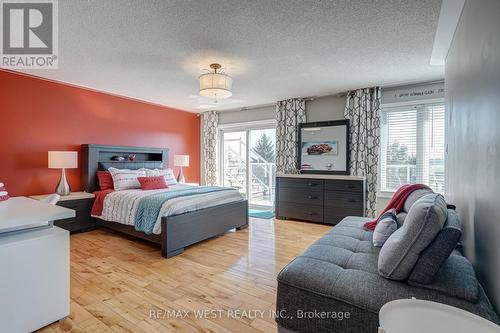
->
364, 184, 431, 230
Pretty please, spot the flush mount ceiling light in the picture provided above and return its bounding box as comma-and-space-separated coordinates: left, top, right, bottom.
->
199, 63, 232, 102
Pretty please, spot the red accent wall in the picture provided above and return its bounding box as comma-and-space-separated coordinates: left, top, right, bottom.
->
0, 70, 200, 196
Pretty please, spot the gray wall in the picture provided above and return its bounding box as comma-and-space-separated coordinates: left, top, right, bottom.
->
218, 105, 275, 124
445, 0, 500, 313
218, 94, 346, 125
306, 95, 345, 122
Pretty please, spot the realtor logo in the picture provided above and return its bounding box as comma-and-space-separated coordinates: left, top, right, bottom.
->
1, 0, 58, 69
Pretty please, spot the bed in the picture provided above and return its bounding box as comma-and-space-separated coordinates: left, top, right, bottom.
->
82, 144, 248, 258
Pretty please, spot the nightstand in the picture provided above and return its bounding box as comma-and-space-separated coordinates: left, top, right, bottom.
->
30, 192, 96, 232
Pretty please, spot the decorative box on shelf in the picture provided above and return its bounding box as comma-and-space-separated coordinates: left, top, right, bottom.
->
29, 192, 96, 232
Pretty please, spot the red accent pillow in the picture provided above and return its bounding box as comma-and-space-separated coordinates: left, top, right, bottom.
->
97, 171, 114, 190
138, 176, 168, 190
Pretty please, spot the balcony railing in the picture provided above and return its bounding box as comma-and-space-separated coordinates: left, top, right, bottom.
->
381, 164, 445, 194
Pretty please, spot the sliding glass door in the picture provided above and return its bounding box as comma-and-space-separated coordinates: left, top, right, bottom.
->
220, 122, 276, 209
249, 128, 276, 207
222, 131, 248, 198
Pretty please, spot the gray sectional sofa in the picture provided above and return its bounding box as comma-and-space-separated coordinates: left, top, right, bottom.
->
276, 215, 500, 333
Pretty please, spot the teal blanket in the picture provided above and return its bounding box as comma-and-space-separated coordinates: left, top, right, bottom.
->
134, 186, 231, 234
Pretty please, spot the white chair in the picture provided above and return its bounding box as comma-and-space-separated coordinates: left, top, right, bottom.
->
40, 194, 60, 205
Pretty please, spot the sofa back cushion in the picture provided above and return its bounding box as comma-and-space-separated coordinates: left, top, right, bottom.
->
373, 209, 398, 247
378, 193, 447, 280
409, 252, 479, 302
396, 212, 407, 228
408, 209, 462, 284
403, 188, 434, 213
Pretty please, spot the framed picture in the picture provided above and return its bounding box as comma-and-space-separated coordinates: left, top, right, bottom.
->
298, 120, 350, 174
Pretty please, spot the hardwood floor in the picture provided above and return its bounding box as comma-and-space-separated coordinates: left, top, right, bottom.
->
39, 218, 330, 333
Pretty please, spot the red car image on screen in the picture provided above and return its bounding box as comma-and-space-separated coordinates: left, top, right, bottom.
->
307, 143, 333, 155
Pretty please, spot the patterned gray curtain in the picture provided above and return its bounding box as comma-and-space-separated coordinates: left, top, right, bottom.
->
202, 111, 218, 185
344, 88, 381, 217
275, 98, 306, 174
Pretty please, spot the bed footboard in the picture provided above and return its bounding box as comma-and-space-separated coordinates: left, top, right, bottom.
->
160, 200, 248, 258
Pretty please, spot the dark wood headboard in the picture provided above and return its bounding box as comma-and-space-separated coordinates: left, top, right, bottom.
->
82, 144, 169, 193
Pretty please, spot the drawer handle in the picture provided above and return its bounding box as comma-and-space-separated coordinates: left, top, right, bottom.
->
347, 185, 357, 189
307, 195, 318, 199
308, 182, 318, 186
308, 212, 317, 215
347, 199, 357, 203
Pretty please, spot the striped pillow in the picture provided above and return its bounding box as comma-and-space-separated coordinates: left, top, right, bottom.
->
141, 168, 178, 185
108, 167, 146, 190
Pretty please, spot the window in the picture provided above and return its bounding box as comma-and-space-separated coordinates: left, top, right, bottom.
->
379, 102, 445, 194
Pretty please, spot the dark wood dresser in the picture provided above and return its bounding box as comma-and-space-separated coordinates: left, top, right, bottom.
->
275, 174, 365, 225
30, 192, 96, 232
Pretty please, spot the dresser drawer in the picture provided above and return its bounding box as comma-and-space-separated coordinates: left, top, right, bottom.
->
278, 177, 324, 190
54, 218, 92, 232
58, 198, 93, 211
325, 190, 364, 209
278, 188, 323, 205
278, 202, 323, 223
325, 179, 363, 192
324, 207, 365, 225
56, 198, 95, 232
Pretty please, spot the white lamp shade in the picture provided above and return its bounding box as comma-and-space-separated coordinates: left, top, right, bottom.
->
199, 73, 232, 99
48, 151, 78, 169
174, 155, 190, 167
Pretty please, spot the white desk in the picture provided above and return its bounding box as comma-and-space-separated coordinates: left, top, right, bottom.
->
0, 196, 75, 233
0, 197, 75, 333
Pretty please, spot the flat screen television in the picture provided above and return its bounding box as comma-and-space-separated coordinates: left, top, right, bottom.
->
298, 120, 350, 175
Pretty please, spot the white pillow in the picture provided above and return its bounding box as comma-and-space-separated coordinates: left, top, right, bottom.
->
142, 168, 177, 185
108, 167, 146, 190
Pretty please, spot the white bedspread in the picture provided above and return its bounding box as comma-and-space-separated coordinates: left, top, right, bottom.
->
94, 184, 244, 235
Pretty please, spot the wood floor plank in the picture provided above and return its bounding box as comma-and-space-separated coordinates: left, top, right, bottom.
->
38, 218, 329, 333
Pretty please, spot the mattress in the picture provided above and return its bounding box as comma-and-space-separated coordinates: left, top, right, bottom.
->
93, 184, 244, 235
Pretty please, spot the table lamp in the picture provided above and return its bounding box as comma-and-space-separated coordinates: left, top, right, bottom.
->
174, 155, 189, 183
48, 151, 78, 195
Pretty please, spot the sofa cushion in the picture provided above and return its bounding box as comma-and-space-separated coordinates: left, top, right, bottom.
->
373, 209, 398, 247
396, 212, 407, 227
378, 193, 447, 280
408, 209, 462, 284
403, 188, 434, 212
408, 253, 479, 302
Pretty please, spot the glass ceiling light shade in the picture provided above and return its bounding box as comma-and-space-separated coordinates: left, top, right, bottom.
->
199, 63, 232, 101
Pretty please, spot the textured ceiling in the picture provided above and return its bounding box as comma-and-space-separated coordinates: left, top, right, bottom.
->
18, 0, 444, 112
